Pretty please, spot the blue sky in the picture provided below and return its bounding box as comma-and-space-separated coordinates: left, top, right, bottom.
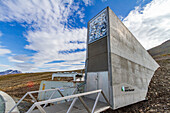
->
0, 0, 169, 72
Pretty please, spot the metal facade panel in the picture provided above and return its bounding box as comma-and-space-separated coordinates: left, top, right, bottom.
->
85, 72, 98, 100
87, 37, 108, 72
85, 72, 109, 103
88, 36, 107, 56
85, 72, 98, 91
38, 81, 82, 102
87, 53, 108, 72
98, 71, 109, 103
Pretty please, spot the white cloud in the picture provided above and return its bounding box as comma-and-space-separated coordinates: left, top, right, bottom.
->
8, 55, 30, 63
0, 64, 9, 68
83, 0, 93, 6
24, 27, 87, 72
118, 15, 124, 21
137, 0, 145, 3
123, 0, 170, 50
0, 64, 11, 72
0, 0, 87, 72
0, 47, 11, 56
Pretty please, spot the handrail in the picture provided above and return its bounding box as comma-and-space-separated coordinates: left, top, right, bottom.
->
8, 86, 77, 113
31, 89, 101, 105
26, 89, 111, 113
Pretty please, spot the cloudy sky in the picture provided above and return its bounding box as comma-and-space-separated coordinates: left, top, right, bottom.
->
0, 0, 169, 72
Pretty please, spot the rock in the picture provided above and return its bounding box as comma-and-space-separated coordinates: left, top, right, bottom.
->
149, 109, 156, 112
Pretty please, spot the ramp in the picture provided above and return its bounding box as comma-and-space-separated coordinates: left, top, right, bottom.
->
27, 89, 110, 113
9, 88, 111, 113
32, 97, 110, 113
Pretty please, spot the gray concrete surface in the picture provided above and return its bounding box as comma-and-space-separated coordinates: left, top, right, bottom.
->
108, 7, 159, 109
0, 91, 19, 113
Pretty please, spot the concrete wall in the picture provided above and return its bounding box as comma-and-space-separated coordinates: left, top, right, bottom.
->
108, 7, 159, 109
85, 7, 159, 109
0, 91, 19, 113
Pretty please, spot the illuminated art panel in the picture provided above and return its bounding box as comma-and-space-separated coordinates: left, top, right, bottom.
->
88, 9, 107, 44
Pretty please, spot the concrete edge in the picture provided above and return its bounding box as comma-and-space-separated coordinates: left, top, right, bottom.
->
0, 94, 5, 113
0, 91, 19, 113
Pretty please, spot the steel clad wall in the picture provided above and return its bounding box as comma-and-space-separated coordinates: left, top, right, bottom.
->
87, 37, 108, 72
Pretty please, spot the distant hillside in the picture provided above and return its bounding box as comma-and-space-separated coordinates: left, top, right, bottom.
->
0, 69, 84, 97
0, 70, 22, 75
148, 40, 170, 57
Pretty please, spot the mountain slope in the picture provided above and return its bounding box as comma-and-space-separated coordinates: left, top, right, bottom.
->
0, 70, 22, 75
148, 40, 170, 57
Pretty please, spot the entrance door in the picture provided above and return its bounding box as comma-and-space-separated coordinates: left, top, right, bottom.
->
85, 71, 109, 103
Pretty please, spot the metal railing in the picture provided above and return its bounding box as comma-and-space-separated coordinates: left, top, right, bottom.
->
26, 89, 111, 113
8, 87, 78, 113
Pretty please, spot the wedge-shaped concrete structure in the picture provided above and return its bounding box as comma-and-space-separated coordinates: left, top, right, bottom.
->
85, 7, 159, 109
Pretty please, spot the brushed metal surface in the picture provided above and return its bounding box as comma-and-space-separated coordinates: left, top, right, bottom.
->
85, 71, 109, 103
87, 37, 108, 72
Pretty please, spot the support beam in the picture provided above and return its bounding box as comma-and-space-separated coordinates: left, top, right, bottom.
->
67, 98, 78, 113
92, 92, 101, 113
101, 91, 111, 106
78, 97, 91, 113
28, 93, 37, 102
36, 105, 46, 113
26, 104, 36, 113
9, 93, 28, 113
43, 90, 57, 108
58, 90, 67, 102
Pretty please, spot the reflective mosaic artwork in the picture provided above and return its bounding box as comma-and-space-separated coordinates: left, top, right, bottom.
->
89, 9, 107, 43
